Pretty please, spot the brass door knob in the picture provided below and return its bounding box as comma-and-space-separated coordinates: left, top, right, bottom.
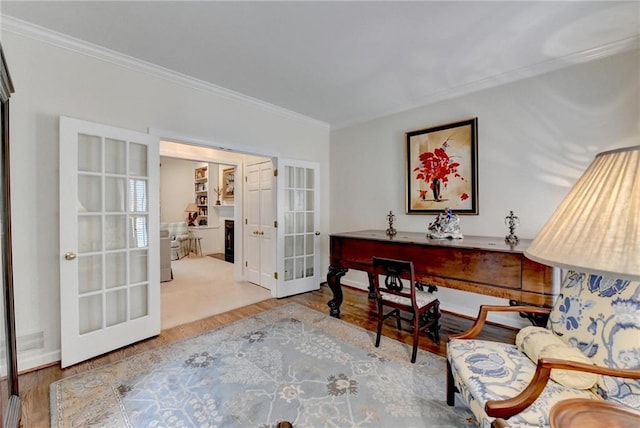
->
64, 252, 77, 261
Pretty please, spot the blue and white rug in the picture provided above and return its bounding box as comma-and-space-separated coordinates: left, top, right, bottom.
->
51, 303, 474, 427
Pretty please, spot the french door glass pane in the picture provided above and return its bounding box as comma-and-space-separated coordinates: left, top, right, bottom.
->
78, 215, 102, 253
129, 143, 148, 176
306, 168, 314, 188
78, 175, 102, 212
105, 215, 127, 250
78, 133, 101, 173
78, 255, 102, 294
129, 179, 148, 212
130, 284, 148, 319
105, 252, 126, 289
106, 289, 127, 327
105, 177, 126, 212
130, 216, 148, 248
295, 257, 304, 279
284, 236, 293, 258
130, 250, 148, 284
79, 294, 102, 334
305, 234, 314, 255
305, 255, 314, 277
284, 258, 293, 281
105, 138, 126, 174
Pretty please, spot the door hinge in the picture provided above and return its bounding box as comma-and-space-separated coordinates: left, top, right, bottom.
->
245, 261, 248, 267
245, 218, 248, 224
274, 220, 278, 228
245, 175, 247, 182
274, 272, 278, 279
273, 168, 278, 177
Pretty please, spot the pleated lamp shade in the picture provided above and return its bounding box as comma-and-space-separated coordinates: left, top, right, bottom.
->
525, 145, 640, 281
184, 202, 198, 213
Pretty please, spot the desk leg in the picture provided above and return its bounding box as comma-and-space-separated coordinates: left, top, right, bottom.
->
366, 272, 376, 299
327, 265, 348, 318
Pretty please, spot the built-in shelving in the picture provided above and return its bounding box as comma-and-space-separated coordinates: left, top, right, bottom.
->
194, 166, 208, 226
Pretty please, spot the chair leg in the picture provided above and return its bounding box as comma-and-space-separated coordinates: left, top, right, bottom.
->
431, 302, 441, 345
411, 312, 420, 363
446, 360, 456, 406
375, 302, 383, 348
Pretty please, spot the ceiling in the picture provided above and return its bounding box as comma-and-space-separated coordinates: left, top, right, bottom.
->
2, 1, 639, 129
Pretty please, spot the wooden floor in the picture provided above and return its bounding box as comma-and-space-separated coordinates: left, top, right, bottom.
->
18, 285, 516, 427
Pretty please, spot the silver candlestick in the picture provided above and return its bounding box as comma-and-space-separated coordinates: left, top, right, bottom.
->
505, 211, 520, 245
386, 211, 397, 237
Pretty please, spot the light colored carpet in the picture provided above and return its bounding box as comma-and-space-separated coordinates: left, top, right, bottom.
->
161, 255, 272, 330
50, 303, 474, 427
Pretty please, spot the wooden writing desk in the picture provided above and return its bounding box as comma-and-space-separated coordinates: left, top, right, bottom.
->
326, 230, 557, 319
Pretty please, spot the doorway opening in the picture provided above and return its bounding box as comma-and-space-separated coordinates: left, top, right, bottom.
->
158, 139, 275, 329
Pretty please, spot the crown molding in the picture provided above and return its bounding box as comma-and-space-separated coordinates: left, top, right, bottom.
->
3, 14, 637, 131
333, 35, 640, 130
1, 15, 329, 129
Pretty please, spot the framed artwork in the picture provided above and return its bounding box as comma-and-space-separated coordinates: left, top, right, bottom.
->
406, 118, 478, 214
222, 168, 235, 201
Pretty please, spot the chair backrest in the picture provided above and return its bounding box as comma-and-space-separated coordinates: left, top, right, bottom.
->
372, 257, 417, 307
160, 221, 189, 239
546, 271, 640, 407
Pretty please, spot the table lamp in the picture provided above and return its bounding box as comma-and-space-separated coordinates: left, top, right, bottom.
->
525, 145, 640, 281
184, 202, 198, 227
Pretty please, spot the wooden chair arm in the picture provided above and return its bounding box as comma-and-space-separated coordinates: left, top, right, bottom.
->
485, 357, 640, 419
448, 305, 551, 341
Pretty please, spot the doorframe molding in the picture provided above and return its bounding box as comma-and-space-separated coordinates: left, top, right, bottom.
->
149, 128, 278, 288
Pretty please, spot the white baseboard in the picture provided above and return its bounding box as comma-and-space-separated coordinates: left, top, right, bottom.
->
18, 350, 60, 373
340, 277, 528, 329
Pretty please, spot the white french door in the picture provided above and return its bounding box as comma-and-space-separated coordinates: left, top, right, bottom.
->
59, 117, 160, 367
245, 160, 275, 291
275, 159, 320, 297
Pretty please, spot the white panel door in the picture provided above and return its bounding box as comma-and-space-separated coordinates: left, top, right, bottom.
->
276, 159, 320, 297
244, 161, 275, 291
59, 116, 160, 367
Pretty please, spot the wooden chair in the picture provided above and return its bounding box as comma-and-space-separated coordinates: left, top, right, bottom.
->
372, 257, 440, 363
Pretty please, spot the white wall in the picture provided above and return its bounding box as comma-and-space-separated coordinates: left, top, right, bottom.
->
160, 156, 198, 223
330, 49, 640, 325
3, 30, 330, 371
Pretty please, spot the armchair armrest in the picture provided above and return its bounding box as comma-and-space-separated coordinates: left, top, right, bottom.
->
449, 305, 551, 341
485, 357, 640, 419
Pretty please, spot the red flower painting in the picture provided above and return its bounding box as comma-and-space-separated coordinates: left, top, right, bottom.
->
413, 140, 465, 201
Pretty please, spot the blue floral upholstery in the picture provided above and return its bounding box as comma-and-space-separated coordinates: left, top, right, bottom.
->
547, 272, 640, 408
447, 272, 640, 427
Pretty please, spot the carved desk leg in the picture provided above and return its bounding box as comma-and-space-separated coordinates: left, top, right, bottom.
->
327, 265, 348, 318
367, 272, 376, 299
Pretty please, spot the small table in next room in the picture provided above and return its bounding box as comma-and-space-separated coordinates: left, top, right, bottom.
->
326, 230, 558, 320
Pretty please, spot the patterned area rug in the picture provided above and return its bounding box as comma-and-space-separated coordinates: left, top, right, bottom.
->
50, 303, 473, 427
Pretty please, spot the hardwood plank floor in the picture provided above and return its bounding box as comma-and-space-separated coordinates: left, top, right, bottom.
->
18, 285, 516, 427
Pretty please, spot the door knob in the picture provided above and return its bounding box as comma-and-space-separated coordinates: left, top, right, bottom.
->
315, 231, 320, 236
64, 252, 77, 261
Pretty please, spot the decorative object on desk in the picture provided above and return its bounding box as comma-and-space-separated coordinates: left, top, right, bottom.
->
213, 186, 222, 205
406, 118, 478, 215
427, 207, 463, 239
504, 210, 520, 245
222, 167, 235, 201
385, 210, 397, 236
184, 202, 198, 227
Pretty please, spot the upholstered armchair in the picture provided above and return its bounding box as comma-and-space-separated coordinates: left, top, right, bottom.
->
160, 222, 190, 260
446, 272, 640, 427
